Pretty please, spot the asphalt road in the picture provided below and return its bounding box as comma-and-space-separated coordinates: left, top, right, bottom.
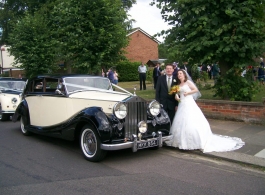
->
0, 120, 265, 195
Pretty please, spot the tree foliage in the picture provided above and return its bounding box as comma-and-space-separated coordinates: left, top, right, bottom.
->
153, 0, 265, 66
8, 10, 59, 78
0, 0, 136, 45
8, 0, 130, 77
50, 0, 129, 74
152, 0, 265, 101
0, 0, 50, 45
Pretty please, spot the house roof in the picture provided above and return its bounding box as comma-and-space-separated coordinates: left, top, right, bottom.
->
147, 59, 167, 67
127, 27, 161, 44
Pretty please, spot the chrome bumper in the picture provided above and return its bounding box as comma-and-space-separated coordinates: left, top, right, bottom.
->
100, 131, 172, 152
1, 111, 15, 114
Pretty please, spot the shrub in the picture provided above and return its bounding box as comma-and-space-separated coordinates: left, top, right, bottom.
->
213, 67, 259, 101
114, 61, 152, 82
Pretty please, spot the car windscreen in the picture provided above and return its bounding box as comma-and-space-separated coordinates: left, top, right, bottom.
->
63, 77, 112, 93
0, 80, 26, 92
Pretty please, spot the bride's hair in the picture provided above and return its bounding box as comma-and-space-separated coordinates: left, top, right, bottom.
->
178, 69, 188, 82
180, 69, 202, 100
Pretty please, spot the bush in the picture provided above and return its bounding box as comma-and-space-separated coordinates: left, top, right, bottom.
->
213, 67, 259, 101
200, 71, 208, 82
0, 72, 10, 77
114, 61, 152, 82
190, 64, 200, 83
203, 83, 212, 90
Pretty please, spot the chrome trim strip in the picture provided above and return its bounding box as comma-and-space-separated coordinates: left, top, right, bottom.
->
158, 131, 163, 147
100, 133, 172, 151
1, 111, 15, 114
101, 141, 134, 151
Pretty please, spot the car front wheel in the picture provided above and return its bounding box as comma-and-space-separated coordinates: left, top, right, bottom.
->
20, 117, 31, 136
80, 125, 107, 162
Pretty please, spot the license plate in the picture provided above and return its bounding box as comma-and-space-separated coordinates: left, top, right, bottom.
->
137, 139, 158, 149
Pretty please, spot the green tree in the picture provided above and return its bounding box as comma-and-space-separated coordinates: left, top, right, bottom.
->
152, 0, 265, 100
0, 0, 50, 45
50, 0, 129, 74
8, 0, 130, 77
8, 10, 59, 78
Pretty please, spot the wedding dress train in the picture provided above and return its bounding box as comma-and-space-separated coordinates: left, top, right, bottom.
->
166, 83, 245, 152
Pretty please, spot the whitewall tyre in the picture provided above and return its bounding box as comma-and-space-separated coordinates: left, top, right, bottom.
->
20, 117, 31, 136
80, 125, 106, 162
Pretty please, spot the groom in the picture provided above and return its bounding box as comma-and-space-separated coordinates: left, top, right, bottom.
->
155, 64, 179, 124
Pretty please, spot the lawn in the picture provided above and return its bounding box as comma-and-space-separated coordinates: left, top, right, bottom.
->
117, 80, 265, 102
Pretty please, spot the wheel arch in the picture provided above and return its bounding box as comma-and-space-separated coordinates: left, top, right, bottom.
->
12, 100, 30, 125
73, 106, 112, 142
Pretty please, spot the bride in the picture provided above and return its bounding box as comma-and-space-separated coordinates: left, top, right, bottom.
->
166, 69, 245, 152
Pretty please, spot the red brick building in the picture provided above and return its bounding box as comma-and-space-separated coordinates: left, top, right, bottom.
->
124, 27, 161, 65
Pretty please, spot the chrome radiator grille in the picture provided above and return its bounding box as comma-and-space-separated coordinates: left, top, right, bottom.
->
124, 101, 147, 139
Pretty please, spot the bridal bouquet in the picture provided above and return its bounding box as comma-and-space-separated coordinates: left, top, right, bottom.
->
168, 85, 180, 95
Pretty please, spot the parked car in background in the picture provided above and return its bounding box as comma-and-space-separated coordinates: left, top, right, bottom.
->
0, 78, 26, 121
13, 74, 171, 162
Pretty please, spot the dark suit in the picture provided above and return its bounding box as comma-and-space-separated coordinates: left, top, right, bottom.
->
153, 67, 162, 89
155, 75, 179, 124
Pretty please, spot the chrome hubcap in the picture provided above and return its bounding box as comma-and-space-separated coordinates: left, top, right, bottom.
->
82, 129, 97, 157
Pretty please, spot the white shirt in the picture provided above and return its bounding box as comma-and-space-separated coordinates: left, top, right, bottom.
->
138, 65, 147, 73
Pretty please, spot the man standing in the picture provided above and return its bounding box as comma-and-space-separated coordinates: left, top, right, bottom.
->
155, 64, 179, 124
212, 62, 220, 84
107, 68, 114, 83
138, 62, 147, 90
172, 62, 179, 77
152, 62, 161, 89
260, 57, 264, 68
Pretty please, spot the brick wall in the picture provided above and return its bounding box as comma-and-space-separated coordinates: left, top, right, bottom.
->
197, 99, 265, 125
124, 31, 159, 63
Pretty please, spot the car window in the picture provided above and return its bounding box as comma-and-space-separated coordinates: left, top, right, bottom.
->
29, 78, 59, 93
64, 77, 112, 93
0, 80, 26, 91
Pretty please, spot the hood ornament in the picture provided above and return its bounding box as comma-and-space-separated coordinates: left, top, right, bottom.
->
133, 86, 136, 96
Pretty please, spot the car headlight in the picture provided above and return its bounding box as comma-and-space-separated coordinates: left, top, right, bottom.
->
11, 97, 18, 104
148, 100, 161, 116
113, 102, 127, 119
138, 121, 147, 133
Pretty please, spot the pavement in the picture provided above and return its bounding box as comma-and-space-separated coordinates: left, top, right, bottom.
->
190, 118, 265, 168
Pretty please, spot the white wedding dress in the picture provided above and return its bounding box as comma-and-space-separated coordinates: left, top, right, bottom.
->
166, 83, 245, 153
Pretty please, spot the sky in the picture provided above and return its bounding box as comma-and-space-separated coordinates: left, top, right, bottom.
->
128, 0, 170, 42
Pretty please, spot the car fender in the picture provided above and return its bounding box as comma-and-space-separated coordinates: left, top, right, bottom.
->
12, 100, 30, 124
75, 107, 112, 142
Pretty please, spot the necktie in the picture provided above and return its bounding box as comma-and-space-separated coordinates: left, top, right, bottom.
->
167, 77, 171, 91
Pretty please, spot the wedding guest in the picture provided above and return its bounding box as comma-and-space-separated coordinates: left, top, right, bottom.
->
107, 68, 114, 84
152, 62, 162, 89
113, 70, 119, 85
138, 62, 148, 90
258, 65, 265, 85
172, 62, 179, 77
101, 69, 105, 77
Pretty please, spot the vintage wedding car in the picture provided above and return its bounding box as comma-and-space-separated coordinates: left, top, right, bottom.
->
0, 78, 26, 121
12, 75, 171, 162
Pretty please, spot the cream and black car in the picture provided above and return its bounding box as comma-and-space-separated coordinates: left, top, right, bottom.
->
0, 78, 26, 121
13, 75, 171, 162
